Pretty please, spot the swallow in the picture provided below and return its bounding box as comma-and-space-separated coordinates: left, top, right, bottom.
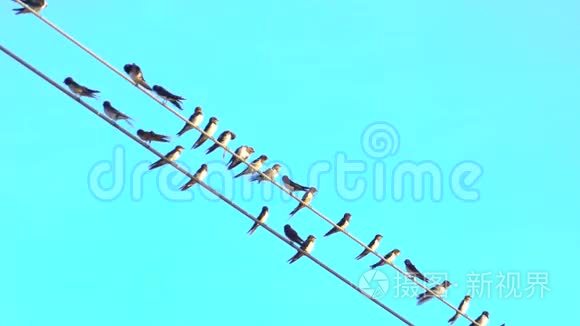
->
370, 249, 401, 269
250, 164, 281, 183
281, 175, 310, 193
152, 85, 185, 110
355, 234, 383, 260
416, 280, 452, 305
179, 164, 208, 191
247, 206, 269, 236
289, 187, 317, 217
103, 101, 134, 126
12, 0, 47, 15
234, 155, 268, 178
176, 107, 203, 136
287, 235, 316, 264
324, 213, 352, 237
404, 259, 430, 283
137, 129, 170, 143
206, 130, 236, 156
469, 311, 489, 326
283, 224, 304, 245
64, 77, 99, 98
148, 145, 184, 170
227, 145, 255, 170
192, 117, 218, 149
123, 63, 152, 90
448, 295, 472, 325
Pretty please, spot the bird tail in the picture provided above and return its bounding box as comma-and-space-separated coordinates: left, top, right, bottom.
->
324, 229, 335, 237
126, 119, 134, 128
149, 161, 162, 170
247, 224, 259, 235
170, 100, 183, 110
13, 8, 27, 14
179, 181, 195, 191
448, 314, 458, 324
289, 205, 302, 217
206, 144, 218, 154
370, 263, 378, 270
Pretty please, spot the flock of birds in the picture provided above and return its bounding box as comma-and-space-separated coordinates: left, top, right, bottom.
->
11, 1, 502, 325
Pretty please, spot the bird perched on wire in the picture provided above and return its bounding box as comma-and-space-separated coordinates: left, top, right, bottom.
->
324, 213, 352, 237
192, 117, 218, 149
404, 259, 430, 283
152, 85, 185, 110
250, 164, 281, 183
12, 0, 47, 15
137, 129, 170, 144
282, 175, 310, 193
235, 155, 268, 178
289, 187, 317, 217
64, 77, 99, 99
469, 311, 489, 326
370, 249, 400, 269
179, 164, 208, 191
355, 234, 383, 260
283, 224, 304, 245
177, 107, 203, 136
288, 235, 316, 264
227, 146, 255, 170
206, 130, 236, 157
448, 295, 472, 325
123, 63, 152, 90
247, 206, 269, 236
103, 101, 133, 127
148, 145, 184, 170
416, 280, 451, 305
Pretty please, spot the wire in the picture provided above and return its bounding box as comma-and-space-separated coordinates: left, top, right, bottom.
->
0, 43, 415, 326
11, 1, 480, 324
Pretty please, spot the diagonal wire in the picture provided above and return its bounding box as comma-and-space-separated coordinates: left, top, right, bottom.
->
11, 1, 480, 324
0, 43, 415, 326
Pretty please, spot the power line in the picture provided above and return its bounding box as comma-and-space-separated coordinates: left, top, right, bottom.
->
0, 43, 415, 326
11, 1, 481, 324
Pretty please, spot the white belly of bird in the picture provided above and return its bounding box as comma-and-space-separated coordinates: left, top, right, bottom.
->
304, 241, 314, 254
206, 124, 217, 137
191, 115, 203, 127
197, 169, 208, 182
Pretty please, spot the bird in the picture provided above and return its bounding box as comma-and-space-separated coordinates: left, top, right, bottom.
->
288, 235, 316, 264
206, 130, 236, 156
324, 213, 351, 237
123, 63, 152, 90
192, 117, 218, 149
176, 107, 203, 136
234, 155, 268, 178
281, 175, 310, 193
12, 0, 47, 15
404, 259, 430, 283
289, 187, 317, 217
250, 164, 281, 183
64, 77, 99, 98
355, 234, 383, 260
227, 145, 255, 170
103, 101, 133, 126
448, 295, 472, 325
416, 280, 452, 305
137, 129, 169, 144
179, 164, 208, 191
469, 311, 489, 326
370, 249, 400, 269
152, 85, 185, 110
148, 145, 184, 170
283, 224, 304, 245
247, 206, 269, 235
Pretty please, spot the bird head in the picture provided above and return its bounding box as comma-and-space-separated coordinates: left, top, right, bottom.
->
63, 77, 73, 85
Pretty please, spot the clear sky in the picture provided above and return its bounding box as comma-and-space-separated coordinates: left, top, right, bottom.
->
1, 1, 579, 325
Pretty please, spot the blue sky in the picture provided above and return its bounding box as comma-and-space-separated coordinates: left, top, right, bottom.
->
1, 0, 579, 325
